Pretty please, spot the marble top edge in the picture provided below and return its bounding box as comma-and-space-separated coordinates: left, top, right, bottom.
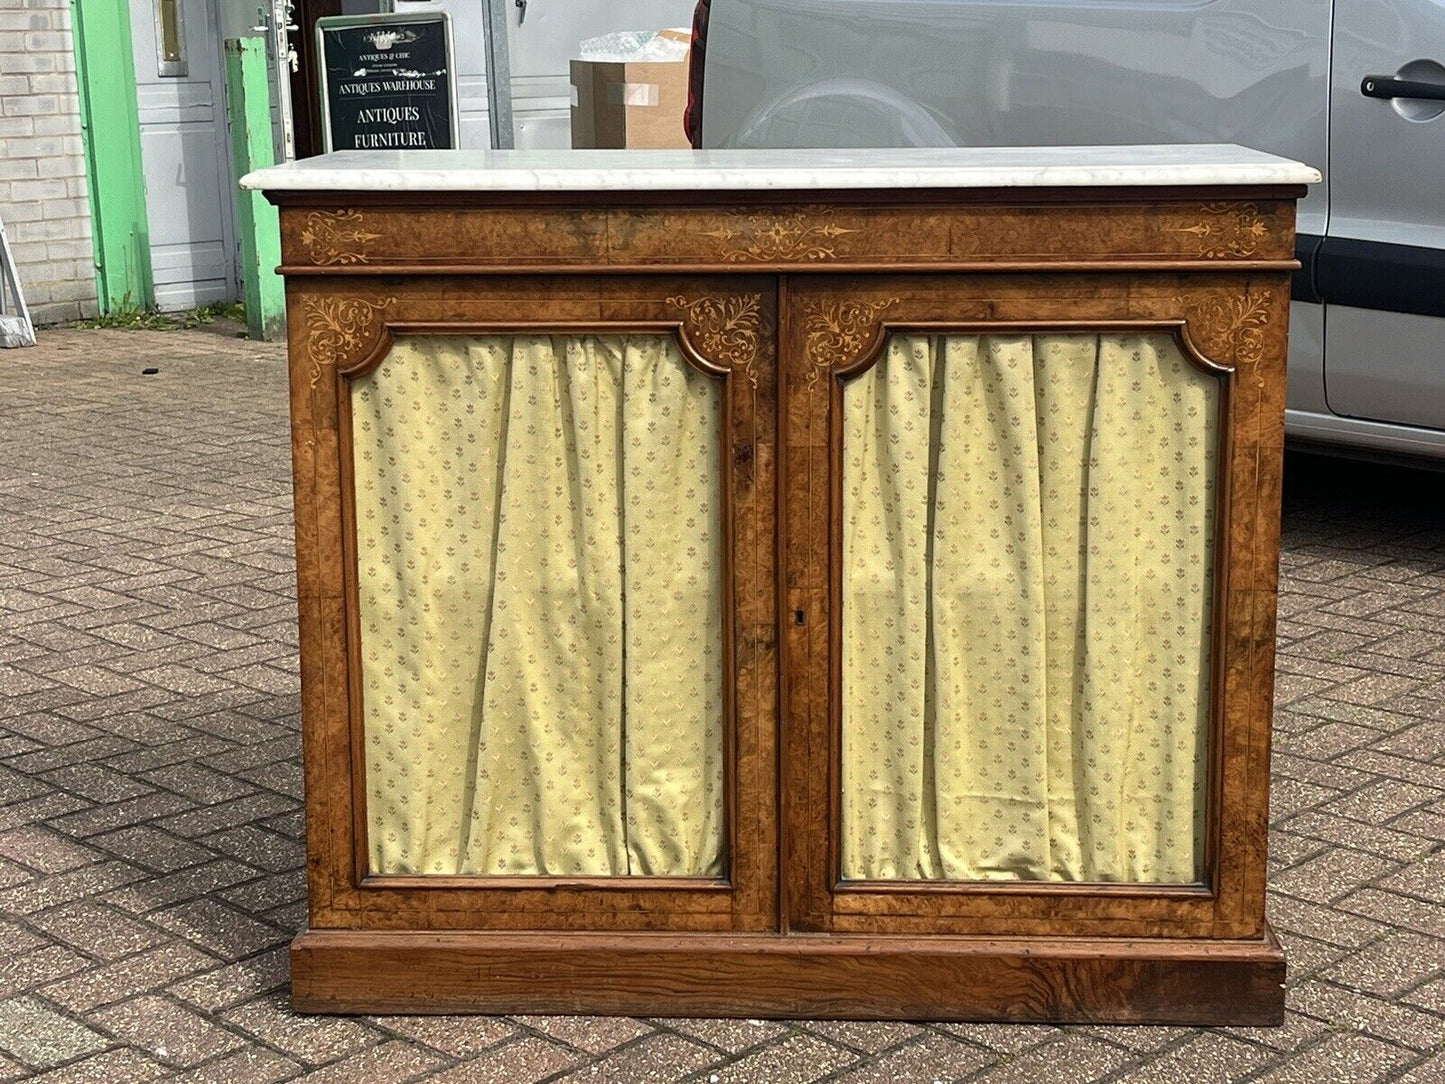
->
241, 145, 1320, 193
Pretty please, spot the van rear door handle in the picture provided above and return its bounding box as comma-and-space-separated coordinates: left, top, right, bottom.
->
1361, 75, 1445, 101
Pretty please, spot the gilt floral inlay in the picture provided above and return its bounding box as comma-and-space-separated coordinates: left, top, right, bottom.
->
303, 295, 394, 387
299, 210, 383, 265
803, 297, 900, 387
1174, 202, 1268, 258
667, 293, 765, 387
700, 207, 859, 262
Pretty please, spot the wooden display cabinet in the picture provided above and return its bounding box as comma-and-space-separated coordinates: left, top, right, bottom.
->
250, 147, 1315, 1023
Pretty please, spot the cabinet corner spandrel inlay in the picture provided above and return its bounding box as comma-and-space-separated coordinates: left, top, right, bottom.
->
802, 297, 900, 387
302, 295, 395, 386
1192, 290, 1273, 384
666, 292, 766, 387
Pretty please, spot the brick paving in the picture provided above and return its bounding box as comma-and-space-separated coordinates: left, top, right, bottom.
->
0, 325, 1442, 1083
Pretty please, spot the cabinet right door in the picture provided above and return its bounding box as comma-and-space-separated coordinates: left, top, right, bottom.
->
780, 273, 1286, 940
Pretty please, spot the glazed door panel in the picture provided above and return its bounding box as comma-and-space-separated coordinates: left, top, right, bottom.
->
292, 275, 778, 931
781, 274, 1286, 939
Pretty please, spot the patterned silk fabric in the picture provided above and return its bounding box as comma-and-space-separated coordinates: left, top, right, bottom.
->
840, 333, 1219, 883
351, 334, 725, 876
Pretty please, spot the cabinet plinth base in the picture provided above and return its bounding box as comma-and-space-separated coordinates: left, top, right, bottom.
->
291, 925, 1286, 1024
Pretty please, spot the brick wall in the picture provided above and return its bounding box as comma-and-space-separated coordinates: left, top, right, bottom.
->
0, 0, 97, 326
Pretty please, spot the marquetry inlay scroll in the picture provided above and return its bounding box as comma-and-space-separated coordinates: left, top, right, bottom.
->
700, 207, 860, 263
1175, 203, 1268, 259
299, 210, 383, 265
1191, 290, 1273, 384
302, 295, 395, 387
666, 293, 766, 387
802, 297, 900, 388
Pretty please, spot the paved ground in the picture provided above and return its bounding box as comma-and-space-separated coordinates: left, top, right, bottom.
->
0, 326, 1441, 1083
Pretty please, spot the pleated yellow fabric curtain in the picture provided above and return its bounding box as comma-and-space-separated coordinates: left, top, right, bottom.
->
351, 334, 725, 877
840, 332, 1218, 884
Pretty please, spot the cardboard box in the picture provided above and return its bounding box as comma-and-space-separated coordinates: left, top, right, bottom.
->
570, 30, 691, 149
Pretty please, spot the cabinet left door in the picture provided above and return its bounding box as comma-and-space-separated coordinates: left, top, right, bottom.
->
289, 274, 779, 932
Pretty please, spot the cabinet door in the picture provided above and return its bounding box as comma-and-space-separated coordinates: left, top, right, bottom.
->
292, 275, 778, 931
781, 274, 1286, 939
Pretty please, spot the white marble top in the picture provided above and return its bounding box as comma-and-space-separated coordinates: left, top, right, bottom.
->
242, 145, 1319, 193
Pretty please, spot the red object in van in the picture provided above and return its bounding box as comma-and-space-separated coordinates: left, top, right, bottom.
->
684, 0, 711, 148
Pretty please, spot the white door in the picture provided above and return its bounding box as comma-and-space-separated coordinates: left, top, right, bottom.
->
390, 0, 695, 148
131, 0, 239, 309
1322, 0, 1445, 431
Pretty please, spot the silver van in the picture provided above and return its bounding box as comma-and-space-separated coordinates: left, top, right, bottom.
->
684, 0, 1445, 460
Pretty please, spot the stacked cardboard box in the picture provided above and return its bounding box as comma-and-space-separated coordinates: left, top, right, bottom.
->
570, 29, 691, 149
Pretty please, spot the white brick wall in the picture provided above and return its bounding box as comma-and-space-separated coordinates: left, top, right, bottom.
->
0, 0, 97, 326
